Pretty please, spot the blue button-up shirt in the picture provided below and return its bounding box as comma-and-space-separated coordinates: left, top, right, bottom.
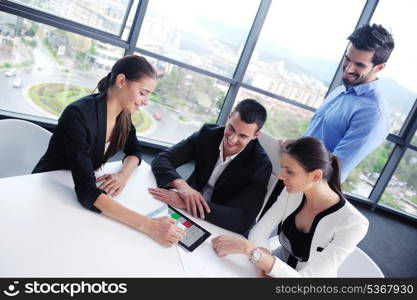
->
304, 80, 390, 182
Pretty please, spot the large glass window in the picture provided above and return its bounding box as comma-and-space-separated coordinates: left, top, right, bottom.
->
10, 0, 133, 35
371, 0, 417, 135
244, 0, 365, 109
137, 0, 260, 77
0, 12, 124, 119
343, 141, 394, 199
136, 54, 228, 145
380, 149, 417, 217
236, 88, 313, 140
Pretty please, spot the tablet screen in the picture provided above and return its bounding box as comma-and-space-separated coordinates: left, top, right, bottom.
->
147, 204, 211, 251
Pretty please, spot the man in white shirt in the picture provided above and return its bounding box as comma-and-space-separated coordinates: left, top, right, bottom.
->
149, 99, 272, 234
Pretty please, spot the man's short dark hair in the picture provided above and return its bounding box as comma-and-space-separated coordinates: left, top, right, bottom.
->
348, 23, 394, 65
231, 99, 267, 131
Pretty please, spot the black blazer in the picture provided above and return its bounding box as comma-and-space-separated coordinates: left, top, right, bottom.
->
33, 93, 142, 212
151, 124, 272, 234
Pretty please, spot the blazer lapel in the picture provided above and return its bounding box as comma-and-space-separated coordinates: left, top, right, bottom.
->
213, 139, 255, 190
94, 93, 107, 167
198, 137, 221, 188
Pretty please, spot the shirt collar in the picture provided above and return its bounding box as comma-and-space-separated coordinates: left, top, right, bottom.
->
345, 79, 379, 96
219, 138, 245, 163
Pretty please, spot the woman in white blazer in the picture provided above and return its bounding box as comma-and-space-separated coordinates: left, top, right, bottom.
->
212, 137, 369, 277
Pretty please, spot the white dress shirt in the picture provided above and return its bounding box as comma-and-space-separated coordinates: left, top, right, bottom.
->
201, 138, 244, 202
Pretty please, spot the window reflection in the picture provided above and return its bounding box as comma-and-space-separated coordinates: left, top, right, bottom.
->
244, 0, 365, 108
371, 0, 417, 134
0, 12, 124, 118
10, 0, 133, 35
137, 0, 260, 77
236, 88, 313, 140
343, 142, 394, 199
135, 55, 228, 145
380, 149, 417, 217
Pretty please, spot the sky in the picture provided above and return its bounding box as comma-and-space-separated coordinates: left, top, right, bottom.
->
259, 0, 365, 61
146, 0, 364, 60
371, 0, 417, 92
146, 0, 416, 93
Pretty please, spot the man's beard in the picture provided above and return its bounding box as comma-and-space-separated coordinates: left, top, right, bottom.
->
342, 71, 371, 87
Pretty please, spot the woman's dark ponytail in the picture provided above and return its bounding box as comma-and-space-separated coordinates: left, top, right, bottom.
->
102, 111, 131, 165
329, 154, 343, 199
97, 72, 113, 93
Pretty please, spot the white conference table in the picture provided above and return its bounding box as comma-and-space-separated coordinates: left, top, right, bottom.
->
0, 161, 258, 277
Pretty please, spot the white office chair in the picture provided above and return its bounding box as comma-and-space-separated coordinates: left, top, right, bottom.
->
265, 242, 384, 278
0, 119, 52, 178
337, 247, 384, 277
258, 130, 281, 177
256, 131, 281, 222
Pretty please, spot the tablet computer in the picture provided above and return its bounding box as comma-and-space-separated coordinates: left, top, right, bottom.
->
147, 204, 211, 252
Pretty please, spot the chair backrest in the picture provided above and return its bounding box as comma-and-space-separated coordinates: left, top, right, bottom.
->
337, 247, 384, 278
0, 119, 52, 178
255, 131, 281, 222
257, 130, 281, 177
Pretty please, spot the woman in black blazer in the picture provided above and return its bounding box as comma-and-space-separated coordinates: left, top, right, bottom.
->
33, 55, 185, 247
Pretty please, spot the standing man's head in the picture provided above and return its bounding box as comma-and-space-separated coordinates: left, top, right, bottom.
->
223, 99, 267, 156
342, 23, 394, 87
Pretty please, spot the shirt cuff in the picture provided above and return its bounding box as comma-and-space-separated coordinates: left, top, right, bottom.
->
267, 256, 302, 278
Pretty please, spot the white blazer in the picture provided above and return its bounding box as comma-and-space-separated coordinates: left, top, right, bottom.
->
249, 188, 369, 277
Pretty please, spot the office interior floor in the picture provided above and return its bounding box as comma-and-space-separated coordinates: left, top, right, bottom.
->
113, 146, 417, 278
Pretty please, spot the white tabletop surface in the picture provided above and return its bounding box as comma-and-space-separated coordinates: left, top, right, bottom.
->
0, 161, 257, 277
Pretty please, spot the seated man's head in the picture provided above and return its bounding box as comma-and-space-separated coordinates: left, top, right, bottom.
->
223, 99, 267, 156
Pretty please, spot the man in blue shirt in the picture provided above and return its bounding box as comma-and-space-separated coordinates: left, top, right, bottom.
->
304, 24, 395, 182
